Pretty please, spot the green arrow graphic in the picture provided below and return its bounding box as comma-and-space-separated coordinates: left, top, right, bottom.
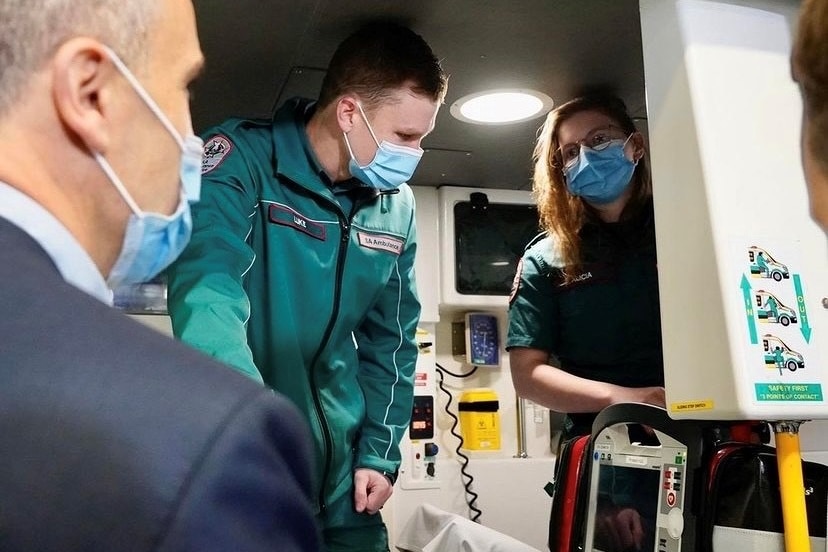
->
741, 274, 758, 345
793, 274, 812, 343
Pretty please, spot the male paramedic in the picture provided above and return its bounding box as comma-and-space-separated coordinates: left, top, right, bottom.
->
791, 0, 828, 231
0, 0, 320, 550
166, 21, 448, 551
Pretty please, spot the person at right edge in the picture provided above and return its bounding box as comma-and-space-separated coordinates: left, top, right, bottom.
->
792, 0, 828, 233
506, 93, 666, 552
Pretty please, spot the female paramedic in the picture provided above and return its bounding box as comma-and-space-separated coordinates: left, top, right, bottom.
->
506, 92, 666, 441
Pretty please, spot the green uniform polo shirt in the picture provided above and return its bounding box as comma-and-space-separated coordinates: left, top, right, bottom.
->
507, 201, 663, 436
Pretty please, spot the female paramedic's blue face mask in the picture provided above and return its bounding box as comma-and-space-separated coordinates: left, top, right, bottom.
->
563, 135, 637, 205
343, 102, 424, 191
95, 46, 204, 288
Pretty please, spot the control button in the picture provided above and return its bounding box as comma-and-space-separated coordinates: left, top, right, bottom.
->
666, 507, 684, 539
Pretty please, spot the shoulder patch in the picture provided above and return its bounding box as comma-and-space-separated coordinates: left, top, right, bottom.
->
509, 257, 524, 305
201, 134, 233, 174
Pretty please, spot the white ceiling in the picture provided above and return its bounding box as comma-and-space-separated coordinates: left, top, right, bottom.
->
192, 0, 648, 190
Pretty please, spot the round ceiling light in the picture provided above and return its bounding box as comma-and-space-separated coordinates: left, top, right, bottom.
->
450, 89, 554, 125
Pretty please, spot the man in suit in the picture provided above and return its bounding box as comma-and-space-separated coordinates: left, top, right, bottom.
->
791, 0, 828, 231
0, 1, 320, 551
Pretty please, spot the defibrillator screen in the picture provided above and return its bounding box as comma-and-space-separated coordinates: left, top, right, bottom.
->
454, 201, 539, 295
586, 416, 689, 552
591, 464, 660, 552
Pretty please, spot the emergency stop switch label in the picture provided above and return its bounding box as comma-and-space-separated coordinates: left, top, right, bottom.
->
729, 239, 823, 404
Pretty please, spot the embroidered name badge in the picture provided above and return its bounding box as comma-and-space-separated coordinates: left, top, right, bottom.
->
570, 271, 593, 283
201, 134, 233, 174
357, 231, 404, 255
554, 263, 617, 291
268, 204, 326, 241
557, 271, 595, 289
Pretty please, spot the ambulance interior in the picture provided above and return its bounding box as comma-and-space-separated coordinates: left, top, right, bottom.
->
129, 1, 828, 550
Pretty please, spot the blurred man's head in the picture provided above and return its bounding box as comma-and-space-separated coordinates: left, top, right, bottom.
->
791, 0, 828, 231
0, 0, 204, 281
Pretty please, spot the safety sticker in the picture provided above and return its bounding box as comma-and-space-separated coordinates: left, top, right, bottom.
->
755, 383, 823, 402
729, 237, 823, 406
201, 134, 233, 174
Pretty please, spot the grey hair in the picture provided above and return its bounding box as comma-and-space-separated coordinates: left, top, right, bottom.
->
0, 0, 158, 115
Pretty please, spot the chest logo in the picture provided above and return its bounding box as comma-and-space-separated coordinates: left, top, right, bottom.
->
357, 231, 404, 255
201, 134, 233, 175
268, 204, 327, 241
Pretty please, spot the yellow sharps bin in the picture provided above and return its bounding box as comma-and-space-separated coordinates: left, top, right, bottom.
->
458, 388, 500, 450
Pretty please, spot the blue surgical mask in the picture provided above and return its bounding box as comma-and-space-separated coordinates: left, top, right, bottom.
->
563, 137, 637, 205
343, 102, 423, 190
97, 46, 204, 288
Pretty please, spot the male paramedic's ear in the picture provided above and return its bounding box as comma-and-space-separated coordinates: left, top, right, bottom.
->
51, 38, 113, 155
336, 96, 360, 134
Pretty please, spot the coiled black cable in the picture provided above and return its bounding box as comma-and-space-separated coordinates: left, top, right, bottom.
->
435, 362, 483, 522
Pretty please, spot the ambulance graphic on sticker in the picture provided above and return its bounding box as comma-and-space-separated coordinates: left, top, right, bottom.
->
748, 246, 789, 282
762, 333, 805, 374
754, 290, 797, 327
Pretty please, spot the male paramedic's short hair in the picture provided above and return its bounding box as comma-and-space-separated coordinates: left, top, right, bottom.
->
317, 21, 448, 110
792, 0, 828, 171
0, 0, 158, 116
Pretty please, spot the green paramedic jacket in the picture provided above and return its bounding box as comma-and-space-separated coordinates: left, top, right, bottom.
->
166, 98, 420, 525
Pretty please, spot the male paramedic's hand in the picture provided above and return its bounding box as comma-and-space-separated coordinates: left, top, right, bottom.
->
353, 468, 394, 515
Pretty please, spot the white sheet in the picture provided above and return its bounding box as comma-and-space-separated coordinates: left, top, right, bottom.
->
396, 503, 543, 552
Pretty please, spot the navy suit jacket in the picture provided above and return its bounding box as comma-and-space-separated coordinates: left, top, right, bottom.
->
0, 218, 320, 551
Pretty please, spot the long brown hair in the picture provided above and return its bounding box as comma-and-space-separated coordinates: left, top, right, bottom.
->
532, 93, 652, 279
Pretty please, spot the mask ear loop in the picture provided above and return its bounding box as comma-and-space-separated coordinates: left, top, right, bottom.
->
101, 46, 186, 151
624, 132, 645, 164
343, 100, 381, 169
342, 132, 360, 162
356, 101, 382, 148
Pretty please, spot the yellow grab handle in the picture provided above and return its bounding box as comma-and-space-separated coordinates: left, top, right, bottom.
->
774, 422, 811, 552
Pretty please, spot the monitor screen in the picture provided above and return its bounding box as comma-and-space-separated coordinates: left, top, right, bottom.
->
586, 425, 688, 552
453, 200, 539, 295
591, 464, 660, 552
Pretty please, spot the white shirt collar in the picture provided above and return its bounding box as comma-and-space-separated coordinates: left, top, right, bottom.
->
0, 181, 113, 305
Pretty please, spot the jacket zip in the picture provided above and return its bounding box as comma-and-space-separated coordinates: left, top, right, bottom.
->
307, 213, 348, 515
306, 186, 391, 514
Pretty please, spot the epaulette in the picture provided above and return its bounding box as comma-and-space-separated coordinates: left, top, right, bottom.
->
524, 231, 548, 251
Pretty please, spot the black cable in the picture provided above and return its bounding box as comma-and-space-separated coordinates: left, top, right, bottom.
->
435, 362, 478, 379
435, 362, 483, 522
